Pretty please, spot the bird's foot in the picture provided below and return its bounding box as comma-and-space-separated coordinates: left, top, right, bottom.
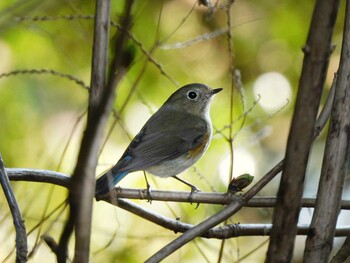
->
189, 186, 201, 208
146, 183, 153, 203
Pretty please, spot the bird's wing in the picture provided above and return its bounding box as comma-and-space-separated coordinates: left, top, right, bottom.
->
115, 113, 209, 172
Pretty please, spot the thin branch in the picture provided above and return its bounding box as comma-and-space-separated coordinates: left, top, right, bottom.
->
5, 168, 350, 209
120, 25, 178, 86
0, 155, 27, 263
6, 168, 70, 187
98, 187, 350, 208
28, 201, 68, 259
0, 69, 90, 90
218, 2, 240, 261
160, 27, 228, 50
159, 19, 261, 50
214, 95, 260, 140
158, 2, 196, 45
16, 14, 178, 86
313, 73, 337, 139
15, 14, 95, 22
234, 239, 269, 263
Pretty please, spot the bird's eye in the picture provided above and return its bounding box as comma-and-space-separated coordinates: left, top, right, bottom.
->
187, 90, 198, 100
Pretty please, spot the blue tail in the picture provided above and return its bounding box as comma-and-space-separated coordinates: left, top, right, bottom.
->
95, 170, 129, 196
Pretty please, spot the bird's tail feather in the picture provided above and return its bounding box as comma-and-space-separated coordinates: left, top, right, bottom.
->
95, 170, 128, 197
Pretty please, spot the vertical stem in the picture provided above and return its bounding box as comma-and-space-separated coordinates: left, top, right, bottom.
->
218, 3, 237, 262
304, 1, 350, 261
72, 0, 111, 262
57, 0, 111, 262
57, 1, 134, 261
266, 0, 340, 262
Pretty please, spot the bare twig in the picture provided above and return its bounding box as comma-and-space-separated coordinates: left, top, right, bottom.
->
158, 2, 196, 45
214, 95, 260, 139
15, 14, 95, 22
330, 235, 350, 263
313, 73, 337, 138
266, 0, 340, 261
120, 26, 178, 86
26, 201, 67, 258
304, 1, 350, 261
98, 187, 350, 208
5, 168, 350, 209
159, 19, 261, 50
16, 14, 178, 86
0, 69, 90, 90
0, 155, 27, 263
218, 3, 240, 261
160, 27, 228, 50
6, 168, 70, 187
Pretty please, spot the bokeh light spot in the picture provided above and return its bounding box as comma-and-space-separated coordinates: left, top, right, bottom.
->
253, 72, 292, 112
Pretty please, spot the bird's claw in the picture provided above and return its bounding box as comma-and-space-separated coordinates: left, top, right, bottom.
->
189, 186, 201, 208
146, 183, 153, 203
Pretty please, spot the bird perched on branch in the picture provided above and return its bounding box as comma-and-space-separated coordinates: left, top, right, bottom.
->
95, 83, 222, 197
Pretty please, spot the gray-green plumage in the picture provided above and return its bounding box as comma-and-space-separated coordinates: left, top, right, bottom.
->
96, 83, 222, 196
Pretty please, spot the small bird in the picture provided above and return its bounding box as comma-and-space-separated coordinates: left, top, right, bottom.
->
95, 83, 222, 196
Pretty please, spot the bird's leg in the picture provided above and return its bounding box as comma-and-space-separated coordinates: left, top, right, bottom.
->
143, 172, 152, 203
173, 175, 201, 192
173, 176, 200, 205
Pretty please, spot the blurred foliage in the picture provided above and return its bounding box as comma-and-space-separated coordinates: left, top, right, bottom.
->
0, 0, 347, 262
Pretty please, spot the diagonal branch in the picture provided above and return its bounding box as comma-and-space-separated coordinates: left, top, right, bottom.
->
110, 198, 350, 239
331, 235, 350, 263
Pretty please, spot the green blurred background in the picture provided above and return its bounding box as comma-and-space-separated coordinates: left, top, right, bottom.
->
0, 0, 347, 262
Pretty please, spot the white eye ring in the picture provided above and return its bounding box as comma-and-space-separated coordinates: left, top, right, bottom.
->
187, 90, 198, 100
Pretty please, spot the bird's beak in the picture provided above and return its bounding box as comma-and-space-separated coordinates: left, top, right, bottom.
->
210, 88, 223, 95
